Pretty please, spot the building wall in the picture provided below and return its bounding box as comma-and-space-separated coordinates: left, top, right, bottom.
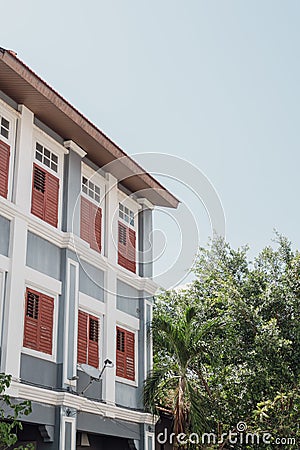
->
0, 91, 156, 450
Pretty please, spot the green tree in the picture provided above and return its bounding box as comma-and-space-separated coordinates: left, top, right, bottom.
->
0, 373, 32, 450
146, 235, 300, 448
144, 300, 218, 442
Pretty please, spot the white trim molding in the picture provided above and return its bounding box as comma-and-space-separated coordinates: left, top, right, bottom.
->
8, 380, 158, 425
64, 140, 86, 158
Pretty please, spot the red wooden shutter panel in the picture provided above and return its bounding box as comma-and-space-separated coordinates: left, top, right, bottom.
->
23, 289, 54, 355
127, 228, 136, 274
118, 223, 136, 273
88, 316, 99, 368
39, 294, 54, 355
118, 222, 128, 268
90, 204, 102, 253
126, 331, 135, 381
0, 140, 10, 198
116, 327, 135, 380
31, 164, 46, 220
77, 310, 88, 364
23, 289, 39, 350
116, 328, 126, 378
81, 197, 102, 253
80, 197, 91, 244
31, 164, 59, 228
45, 172, 59, 228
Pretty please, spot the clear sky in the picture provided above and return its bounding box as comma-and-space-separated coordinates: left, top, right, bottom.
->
2, 1, 300, 286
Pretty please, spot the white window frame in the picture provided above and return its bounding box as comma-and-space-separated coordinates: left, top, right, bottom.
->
22, 282, 59, 363
77, 292, 105, 371
117, 191, 141, 274
115, 322, 139, 387
31, 126, 68, 230
81, 163, 106, 251
0, 100, 18, 202
145, 432, 155, 450
35, 141, 59, 174
60, 415, 76, 450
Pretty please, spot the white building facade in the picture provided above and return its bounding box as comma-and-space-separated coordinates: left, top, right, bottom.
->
0, 48, 178, 449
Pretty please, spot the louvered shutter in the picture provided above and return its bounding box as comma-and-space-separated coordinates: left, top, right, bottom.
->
90, 203, 102, 253
0, 140, 10, 199
45, 172, 59, 228
39, 293, 54, 355
23, 289, 39, 350
80, 196, 91, 244
118, 223, 136, 273
31, 164, 46, 220
88, 316, 99, 368
116, 327, 126, 378
118, 222, 128, 268
125, 331, 135, 381
77, 310, 88, 364
127, 228, 136, 273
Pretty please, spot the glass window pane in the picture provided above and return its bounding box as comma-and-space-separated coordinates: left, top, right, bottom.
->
51, 154, 58, 163
1, 117, 9, 129
51, 162, 57, 172
36, 152, 43, 162
1, 128, 8, 139
95, 185, 100, 195
44, 148, 50, 158
95, 194, 100, 203
82, 185, 88, 194
44, 157, 50, 167
36, 142, 43, 152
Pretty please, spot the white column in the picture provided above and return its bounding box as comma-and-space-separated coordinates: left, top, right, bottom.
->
102, 173, 118, 405
14, 105, 34, 212
1, 217, 27, 377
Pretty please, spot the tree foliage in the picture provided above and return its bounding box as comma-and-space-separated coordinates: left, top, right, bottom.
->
0, 373, 32, 450
145, 234, 300, 448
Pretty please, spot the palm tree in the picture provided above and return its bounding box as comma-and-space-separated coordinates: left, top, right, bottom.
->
144, 303, 217, 443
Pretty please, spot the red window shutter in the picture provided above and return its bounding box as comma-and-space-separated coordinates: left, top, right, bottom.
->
77, 310, 88, 365
23, 289, 39, 351
88, 316, 99, 368
80, 196, 91, 244
118, 222, 136, 273
31, 164, 46, 220
116, 327, 135, 381
39, 293, 54, 355
127, 228, 136, 274
125, 331, 135, 381
45, 172, 59, 228
81, 197, 102, 253
116, 328, 126, 378
118, 222, 128, 269
90, 203, 102, 253
0, 140, 10, 199
23, 289, 54, 355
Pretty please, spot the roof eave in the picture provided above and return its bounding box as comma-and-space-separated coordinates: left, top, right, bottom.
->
0, 48, 179, 209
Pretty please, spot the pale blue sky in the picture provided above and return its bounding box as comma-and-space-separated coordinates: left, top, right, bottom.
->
2, 1, 300, 284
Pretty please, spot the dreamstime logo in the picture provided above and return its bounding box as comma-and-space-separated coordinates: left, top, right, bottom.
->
157, 422, 296, 447
71, 153, 226, 297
